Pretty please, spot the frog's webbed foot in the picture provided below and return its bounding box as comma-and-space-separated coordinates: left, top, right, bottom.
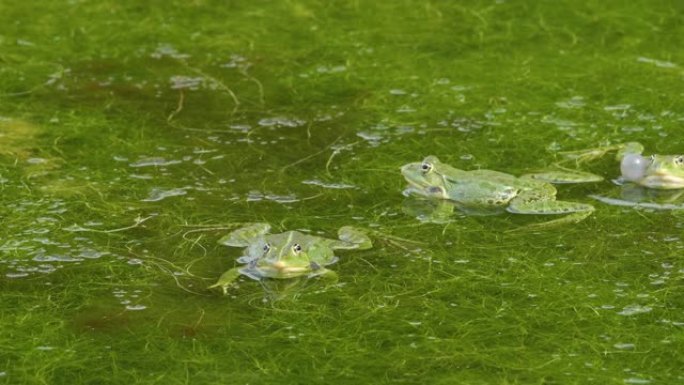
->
559, 142, 644, 164
334, 226, 372, 250
616, 142, 645, 159
208, 267, 242, 295
218, 223, 270, 247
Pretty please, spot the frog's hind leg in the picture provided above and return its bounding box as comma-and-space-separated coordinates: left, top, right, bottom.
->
520, 169, 603, 184
208, 268, 242, 294
508, 209, 593, 230
558, 142, 644, 164
507, 198, 594, 229
218, 223, 270, 247
334, 226, 372, 250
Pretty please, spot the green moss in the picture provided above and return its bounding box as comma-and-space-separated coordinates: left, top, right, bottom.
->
1, 0, 684, 384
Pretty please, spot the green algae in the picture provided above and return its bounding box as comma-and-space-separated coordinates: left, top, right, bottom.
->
1, 0, 684, 384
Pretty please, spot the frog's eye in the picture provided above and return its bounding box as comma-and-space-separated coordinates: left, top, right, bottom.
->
675, 156, 684, 166
292, 243, 302, 254
263, 244, 270, 252
420, 162, 433, 173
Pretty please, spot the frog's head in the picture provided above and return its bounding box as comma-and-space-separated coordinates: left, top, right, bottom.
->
247, 232, 335, 278
621, 153, 684, 189
401, 155, 450, 199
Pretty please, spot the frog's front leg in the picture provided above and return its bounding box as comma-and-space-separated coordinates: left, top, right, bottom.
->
208, 267, 242, 294
308, 266, 339, 284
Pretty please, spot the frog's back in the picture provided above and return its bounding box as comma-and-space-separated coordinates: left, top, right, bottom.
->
443, 178, 518, 207
465, 169, 518, 183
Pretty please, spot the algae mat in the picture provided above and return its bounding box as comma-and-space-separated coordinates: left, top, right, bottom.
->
1, 1, 683, 384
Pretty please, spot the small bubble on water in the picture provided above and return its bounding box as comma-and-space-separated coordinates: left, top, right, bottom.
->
624, 378, 651, 384
617, 304, 652, 316
6, 272, 29, 278
36, 346, 54, 351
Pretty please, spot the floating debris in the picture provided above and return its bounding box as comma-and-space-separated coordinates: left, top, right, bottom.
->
129, 157, 182, 168
169, 76, 204, 90
142, 187, 188, 202
301, 179, 357, 189
125, 304, 147, 311
556, 96, 585, 109
624, 378, 651, 384
617, 304, 653, 316
604, 104, 631, 111
246, 190, 299, 203
637, 56, 677, 68
150, 44, 190, 59
257, 117, 305, 128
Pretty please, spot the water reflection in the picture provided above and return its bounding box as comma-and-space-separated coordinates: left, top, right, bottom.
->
401, 196, 503, 224
590, 183, 684, 210
238, 276, 338, 302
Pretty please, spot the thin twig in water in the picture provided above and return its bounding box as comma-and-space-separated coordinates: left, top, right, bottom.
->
178, 59, 240, 114
280, 136, 343, 171
326, 141, 360, 176
239, 66, 264, 105
167, 90, 185, 122
146, 259, 209, 296
66, 215, 155, 233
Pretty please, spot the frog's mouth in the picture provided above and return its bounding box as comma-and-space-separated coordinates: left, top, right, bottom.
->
401, 163, 450, 198
640, 173, 684, 189
403, 180, 448, 199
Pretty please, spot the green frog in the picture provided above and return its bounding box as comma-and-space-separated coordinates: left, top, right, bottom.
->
561, 142, 684, 189
401, 156, 597, 227
209, 223, 372, 294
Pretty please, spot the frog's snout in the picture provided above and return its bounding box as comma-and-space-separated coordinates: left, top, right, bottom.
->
400, 163, 415, 175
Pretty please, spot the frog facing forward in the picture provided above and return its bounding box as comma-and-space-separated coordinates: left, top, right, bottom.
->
210, 223, 372, 294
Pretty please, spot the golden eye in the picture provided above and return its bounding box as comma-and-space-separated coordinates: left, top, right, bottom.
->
292, 243, 302, 253
675, 156, 684, 166
420, 162, 433, 173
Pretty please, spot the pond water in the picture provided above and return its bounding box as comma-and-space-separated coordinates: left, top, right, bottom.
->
1, 1, 684, 384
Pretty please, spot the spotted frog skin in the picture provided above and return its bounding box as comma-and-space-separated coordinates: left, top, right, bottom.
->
617, 143, 684, 189
209, 223, 372, 294
401, 156, 596, 227
562, 142, 684, 189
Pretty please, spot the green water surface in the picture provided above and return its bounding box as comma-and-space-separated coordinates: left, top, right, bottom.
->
1, 1, 684, 384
